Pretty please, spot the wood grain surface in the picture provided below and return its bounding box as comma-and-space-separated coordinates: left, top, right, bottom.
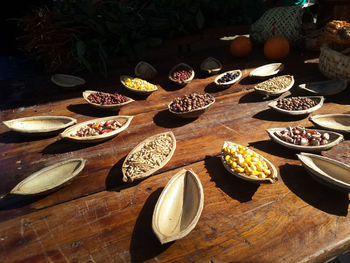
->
1, 30, 350, 263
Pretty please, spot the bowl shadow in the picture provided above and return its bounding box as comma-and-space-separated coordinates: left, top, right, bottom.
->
204, 82, 231, 93
253, 108, 308, 122
204, 156, 259, 203
67, 103, 118, 118
41, 139, 104, 154
248, 139, 298, 160
0, 131, 56, 144
238, 91, 277, 104
153, 109, 197, 128
239, 76, 263, 86
279, 163, 348, 216
129, 188, 173, 263
0, 193, 49, 211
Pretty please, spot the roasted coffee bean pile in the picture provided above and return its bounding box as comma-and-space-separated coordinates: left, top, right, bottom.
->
274, 126, 330, 146
87, 92, 129, 105
170, 93, 214, 113
171, 66, 193, 82
276, 97, 318, 111
217, 71, 240, 84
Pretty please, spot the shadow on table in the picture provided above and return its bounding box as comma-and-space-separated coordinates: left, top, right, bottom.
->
238, 76, 262, 86
41, 139, 103, 154
238, 90, 275, 104
0, 131, 55, 144
253, 108, 307, 122
130, 188, 173, 263
280, 164, 349, 216
248, 139, 297, 160
153, 109, 196, 128
67, 103, 118, 118
0, 193, 47, 211
204, 82, 230, 93
204, 156, 259, 203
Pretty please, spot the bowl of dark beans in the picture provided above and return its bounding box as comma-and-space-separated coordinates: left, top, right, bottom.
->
168, 92, 215, 118
169, 63, 195, 86
268, 96, 324, 115
266, 126, 343, 152
214, 70, 242, 88
83, 90, 134, 110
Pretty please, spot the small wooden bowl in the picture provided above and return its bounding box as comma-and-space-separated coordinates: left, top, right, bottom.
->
309, 114, 350, 134
254, 75, 294, 97
200, 57, 222, 75
120, 75, 158, 95
168, 96, 215, 119
268, 96, 324, 116
249, 63, 284, 79
169, 63, 195, 86
266, 128, 344, 152
82, 90, 134, 110
298, 79, 347, 96
51, 74, 86, 88
221, 141, 278, 184
134, 61, 157, 80
214, 69, 242, 88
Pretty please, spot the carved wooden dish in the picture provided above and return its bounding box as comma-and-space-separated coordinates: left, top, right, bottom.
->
298, 79, 347, 96
51, 74, 86, 88
254, 75, 294, 97
200, 57, 222, 75
309, 114, 350, 134
60, 115, 133, 143
3, 116, 77, 135
268, 96, 324, 115
122, 132, 176, 183
152, 169, 204, 244
266, 128, 344, 152
168, 96, 215, 119
214, 69, 242, 88
249, 63, 284, 79
168, 63, 195, 86
10, 158, 86, 195
82, 90, 134, 110
297, 152, 350, 192
120, 75, 158, 94
221, 141, 278, 184
134, 61, 157, 79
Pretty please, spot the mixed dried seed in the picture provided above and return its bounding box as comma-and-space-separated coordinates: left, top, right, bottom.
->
124, 133, 174, 180
274, 126, 330, 146
169, 93, 214, 113
255, 75, 293, 92
276, 97, 318, 111
71, 120, 122, 137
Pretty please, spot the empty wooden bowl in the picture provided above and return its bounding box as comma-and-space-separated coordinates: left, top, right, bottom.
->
120, 75, 158, 95
10, 158, 86, 195
134, 61, 157, 79
82, 90, 134, 110
297, 152, 350, 192
3, 116, 77, 135
169, 63, 195, 86
51, 74, 86, 88
268, 96, 324, 115
200, 57, 222, 75
152, 169, 204, 244
249, 63, 284, 79
298, 79, 347, 96
309, 114, 350, 134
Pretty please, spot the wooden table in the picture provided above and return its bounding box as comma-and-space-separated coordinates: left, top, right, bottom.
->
1, 30, 350, 263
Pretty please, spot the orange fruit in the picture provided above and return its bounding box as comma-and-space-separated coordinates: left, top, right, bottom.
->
264, 36, 290, 60
230, 36, 252, 57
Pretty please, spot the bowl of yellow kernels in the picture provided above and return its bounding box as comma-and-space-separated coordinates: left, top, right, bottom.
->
120, 75, 158, 94
221, 141, 278, 184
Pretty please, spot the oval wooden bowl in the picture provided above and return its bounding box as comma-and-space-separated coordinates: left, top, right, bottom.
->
120, 75, 158, 95
60, 115, 133, 143
152, 169, 204, 244
249, 63, 284, 79
221, 141, 278, 184
200, 57, 222, 75
82, 90, 134, 110
309, 114, 350, 134
214, 69, 242, 88
134, 61, 157, 79
3, 116, 77, 135
266, 128, 344, 152
254, 75, 294, 97
298, 79, 347, 96
10, 158, 86, 195
297, 152, 350, 192
168, 96, 215, 119
51, 74, 86, 88
168, 63, 195, 86
268, 96, 324, 115
122, 131, 176, 183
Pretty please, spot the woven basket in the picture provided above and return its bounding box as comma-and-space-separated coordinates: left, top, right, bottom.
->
319, 44, 350, 81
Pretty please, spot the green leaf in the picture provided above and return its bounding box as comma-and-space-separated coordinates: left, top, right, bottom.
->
196, 10, 205, 29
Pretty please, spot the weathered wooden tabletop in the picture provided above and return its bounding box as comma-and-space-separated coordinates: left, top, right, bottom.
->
1, 28, 350, 263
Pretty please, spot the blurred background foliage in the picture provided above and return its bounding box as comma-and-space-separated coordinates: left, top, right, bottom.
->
16, 0, 268, 76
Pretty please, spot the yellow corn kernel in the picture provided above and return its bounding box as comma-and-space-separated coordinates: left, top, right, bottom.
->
235, 167, 244, 173
225, 155, 230, 162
